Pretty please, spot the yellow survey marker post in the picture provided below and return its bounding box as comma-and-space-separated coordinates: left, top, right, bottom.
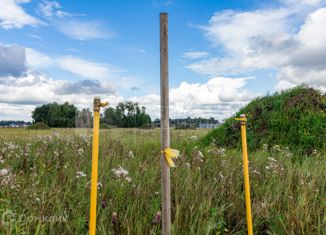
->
235, 114, 253, 235
89, 97, 108, 235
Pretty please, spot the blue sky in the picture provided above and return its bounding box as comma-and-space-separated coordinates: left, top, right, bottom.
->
0, 0, 325, 120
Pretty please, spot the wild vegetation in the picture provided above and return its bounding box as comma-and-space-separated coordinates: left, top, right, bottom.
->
32, 101, 152, 129
0, 128, 325, 234
102, 101, 151, 128
27, 122, 50, 130
201, 86, 326, 154
32, 102, 78, 128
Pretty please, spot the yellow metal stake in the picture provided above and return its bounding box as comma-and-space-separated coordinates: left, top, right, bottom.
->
235, 114, 253, 235
89, 97, 108, 235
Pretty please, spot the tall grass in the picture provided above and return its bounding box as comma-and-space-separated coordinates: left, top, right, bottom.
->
0, 128, 325, 234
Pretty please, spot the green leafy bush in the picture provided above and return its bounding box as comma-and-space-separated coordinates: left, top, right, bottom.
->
201, 86, 326, 154
27, 122, 50, 130
100, 123, 112, 129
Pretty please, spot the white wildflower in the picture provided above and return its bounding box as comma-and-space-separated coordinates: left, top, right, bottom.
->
112, 166, 129, 178
217, 148, 225, 156
253, 170, 261, 175
198, 150, 204, 158
312, 149, 319, 156
78, 148, 84, 155
190, 135, 197, 141
262, 144, 268, 151
219, 173, 224, 180
128, 151, 134, 158
268, 157, 278, 163
272, 145, 281, 152
125, 177, 132, 182
53, 132, 60, 138
185, 162, 191, 168
0, 168, 9, 176
76, 171, 87, 177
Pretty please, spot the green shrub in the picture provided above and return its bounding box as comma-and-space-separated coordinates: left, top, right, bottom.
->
100, 123, 112, 129
27, 122, 50, 130
201, 86, 326, 154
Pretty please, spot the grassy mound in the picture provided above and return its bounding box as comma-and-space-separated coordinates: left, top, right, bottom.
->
201, 86, 326, 154
27, 122, 50, 130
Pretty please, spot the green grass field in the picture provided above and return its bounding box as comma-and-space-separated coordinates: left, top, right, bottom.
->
0, 128, 325, 234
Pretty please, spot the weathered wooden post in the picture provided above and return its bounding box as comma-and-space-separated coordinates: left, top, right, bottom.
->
160, 12, 171, 235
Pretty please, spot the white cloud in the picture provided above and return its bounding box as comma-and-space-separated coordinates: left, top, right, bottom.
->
188, 3, 326, 91
37, 1, 112, 41
187, 57, 241, 76
0, 71, 121, 120
276, 8, 326, 90
38, 0, 68, 18
182, 51, 208, 59
131, 77, 256, 120
0, 0, 40, 29
25, 48, 121, 80
25, 48, 53, 68
280, 0, 326, 6
26, 34, 42, 40
204, 9, 292, 54
152, 0, 174, 7
0, 44, 26, 76
57, 20, 114, 40
56, 56, 119, 80
297, 8, 326, 48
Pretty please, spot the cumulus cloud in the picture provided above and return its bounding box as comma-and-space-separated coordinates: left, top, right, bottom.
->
0, 44, 26, 77
131, 77, 255, 120
0, 71, 120, 120
0, 0, 40, 29
188, 3, 326, 91
0, 44, 126, 120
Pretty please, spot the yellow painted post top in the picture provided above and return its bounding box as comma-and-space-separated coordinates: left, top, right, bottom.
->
94, 96, 109, 112
235, 114, 247, 123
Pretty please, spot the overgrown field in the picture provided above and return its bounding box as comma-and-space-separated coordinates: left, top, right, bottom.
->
0, 128, 325, 234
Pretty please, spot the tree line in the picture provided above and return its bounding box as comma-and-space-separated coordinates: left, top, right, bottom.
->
32, 101, 152, 128
0, 120, 32, 127
153, 117, 219, 128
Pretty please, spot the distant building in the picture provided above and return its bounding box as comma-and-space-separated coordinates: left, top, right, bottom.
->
199, 123, 218, 129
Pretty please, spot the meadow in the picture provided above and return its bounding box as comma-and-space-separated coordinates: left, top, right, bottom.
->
0, 128, 325, 234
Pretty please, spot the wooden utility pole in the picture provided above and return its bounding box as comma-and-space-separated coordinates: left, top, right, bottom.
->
160, 12, 171, 235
